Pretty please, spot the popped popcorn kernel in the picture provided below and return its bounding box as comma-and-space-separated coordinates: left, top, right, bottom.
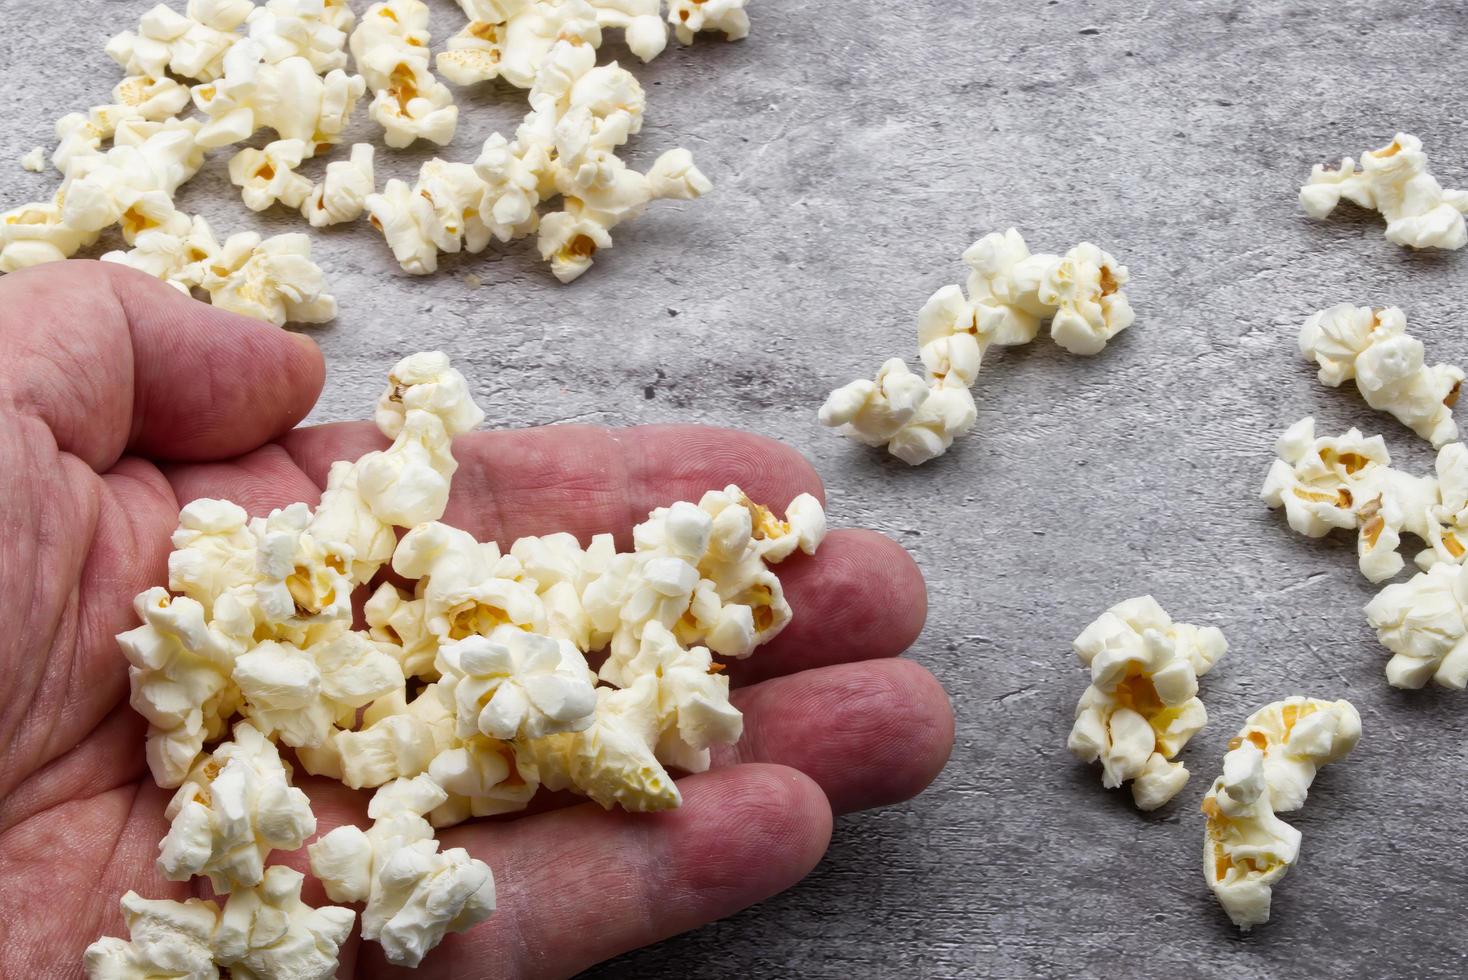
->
1301, 133, 1468, 250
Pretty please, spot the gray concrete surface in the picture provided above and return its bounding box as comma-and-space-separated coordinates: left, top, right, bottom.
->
5, 1, 1468, 977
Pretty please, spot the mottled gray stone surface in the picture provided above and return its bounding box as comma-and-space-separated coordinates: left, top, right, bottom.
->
5, 1, 1468, 977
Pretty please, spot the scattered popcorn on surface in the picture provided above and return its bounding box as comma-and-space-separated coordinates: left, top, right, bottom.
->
20, 146, 46, 172
1300, 304, 1463, 448
94, 353, 827, 972
350, 0, 459, 148
1301, 133, 1468, 250
820, 229, 1134, 465
228, 139, 315, 212
1066, 596, 1227, 810
1261, 417, 1439, 583
191, 40, 366, 152
1203, 698, 1360, 930
308, 775, 496, 968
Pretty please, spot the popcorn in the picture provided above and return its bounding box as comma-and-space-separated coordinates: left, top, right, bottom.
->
192, 41, 366, 153
1203, 698, 1360, 930
247, 0, 355, 73
102, 212, 221, 292
822, 229, 1134, 464
228, 139, 315, 212
84, 892, 220, 980
590, 0, 668, 62
1364, 562, 1468, 689
620, 621, 742, 772
520, 684, 682, 811
308, 775, 496, 967
668, 0, 750, 45
1261, 417, 1438, 582
0, 196, 102, 272
20, 146, 47, 172
107, 0, 255, 82
1421, 442, 1468, 570
1066, 596, 1227, 810
157, 722, 316, 892
1300, 304, 1463, 448
326, 684, 457, 788
118, 587, 244, 788
351, 0, 459, 148
302, 142, 375, 226
1301, 133, 1468, 250
1226, 698, 1361, 811
438, 0, 602, 90
394, 523, 548, 641
212, 866, 354, 980
438, 627, 599, 741
234, 629, 403, 748
114, 74, 194, 121
1039, 242, 1136, 356
199, 231, 338, 325
428, 734, 541, 825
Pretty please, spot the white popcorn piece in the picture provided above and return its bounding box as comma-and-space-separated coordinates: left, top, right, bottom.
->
212, 866, 354, 980
107, 0, 255, 82
351, 0, 459, 148
1261, 417, 1439, 582
117, 587, 243, 788
1, 195, 102, 272
428, 734, 541, 825
1226, 698, 1362, 811
508, 531, 604, 649
439, 627, 599, 741
822, 228, 1133, 465
1301, 133, 1468, 250
620, 621, 742, 772
323, 684, 457, 788
590, 0, 667, 62
192, 41, 366, 154
200, 231, 338, 326
234, 628, 403, 748
247, 0, 355, 73
1203, 698, 1360, 930
114, 74, 195, 122
1364, 562, 1468, 689
1300, 304, 1464, 448
55, 119, 206, 240
84, 891, 221, 980
1421, 442, 1468, 571
308, 775, 496, 968
302, 142, 375, 226
157, 722, 316, 893
102, 213, 221, 292
439, 0, 602, 90
20, 147, 46, 172
668, 0, 749, 45
394, 522, 548, 641
168, 499, 259, 612
1067, 596, 1228, 810
228, 139, 315, 212
521, 683, 682, 811
1039, 242, 1136, 356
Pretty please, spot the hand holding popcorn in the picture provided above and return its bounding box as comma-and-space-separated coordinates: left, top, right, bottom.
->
0, 266, 947, 976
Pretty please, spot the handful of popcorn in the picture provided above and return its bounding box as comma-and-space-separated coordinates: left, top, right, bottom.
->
88, 350, 827, 975
820, 228, 1135, 465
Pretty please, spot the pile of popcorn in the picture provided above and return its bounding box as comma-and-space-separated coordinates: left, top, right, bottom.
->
86, 350, 826, 976
2, 0, 753, 321
819, 228, 1135, 465
1301, 133, 1468, 251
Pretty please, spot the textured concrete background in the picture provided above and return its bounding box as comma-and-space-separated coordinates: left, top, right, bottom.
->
5, 1, 1468, 977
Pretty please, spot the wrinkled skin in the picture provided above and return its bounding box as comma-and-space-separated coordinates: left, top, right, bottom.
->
0, 262, 953, 979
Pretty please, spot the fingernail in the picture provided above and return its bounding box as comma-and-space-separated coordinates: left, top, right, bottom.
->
287, 330, 320, 352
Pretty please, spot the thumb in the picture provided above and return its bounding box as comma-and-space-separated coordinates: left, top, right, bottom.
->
0, 260, 326, 470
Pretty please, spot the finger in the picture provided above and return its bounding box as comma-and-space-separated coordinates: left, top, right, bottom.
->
363, 765, 832, 980
279, 423, 824, 548
726, 529, 928, 685
163, 443, 326, 519
717, 659, 954, 815
0, 261, 324, 470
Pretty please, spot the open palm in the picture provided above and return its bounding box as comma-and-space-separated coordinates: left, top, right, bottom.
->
0, 262, 953, 979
